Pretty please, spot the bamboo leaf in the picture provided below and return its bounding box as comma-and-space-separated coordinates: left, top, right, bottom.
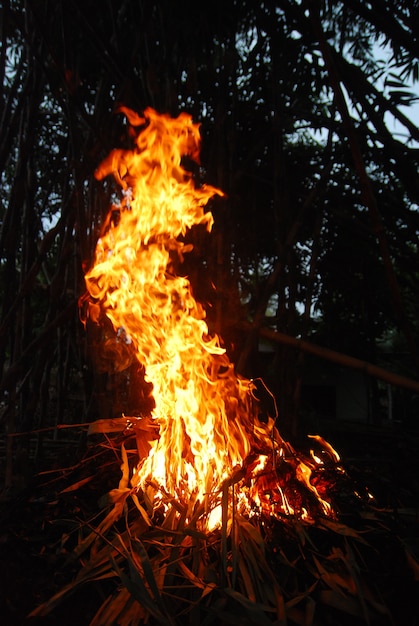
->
343, 539, 371, 623
237, 517, 265, 552
312, 553, 355, 595
183, 526, 208, 541
285, 581, 318, 609
238, 556, 257, 602
59, 475, 94, 493
98, 487, 131, 508
318, 518, 368, 543
178, 560, 217, 597
319, 589, 365, 618
273, 591, 287, 625
87, 417, 131, 434
286, 607, 307, 626
221, 482, 229, 584
28, 581, 85, 618
231, 505, 239, 589
111, 553, 170, 623
119, 443, 129, 490
238, 534, 263, 586
224, 588, 277, 625
131, 492, 152, 527
289, 519, 318, 550
89, 593, 118, 626
305, 596, 316, 626
89, 588, 139, 626
129, 537, 167, 612
28, 561, 118, 618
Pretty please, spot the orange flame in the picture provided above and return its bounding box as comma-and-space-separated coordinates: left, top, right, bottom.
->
85, 108, 274, 507
84, 107, 338, 524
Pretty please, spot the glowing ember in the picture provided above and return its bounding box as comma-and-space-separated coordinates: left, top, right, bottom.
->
82, 107, 340, 526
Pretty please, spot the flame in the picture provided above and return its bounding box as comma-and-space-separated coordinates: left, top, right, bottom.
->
83, 107, 338, 525
85, 108, 269, 504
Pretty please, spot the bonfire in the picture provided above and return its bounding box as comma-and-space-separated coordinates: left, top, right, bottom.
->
31, 107, 400, 626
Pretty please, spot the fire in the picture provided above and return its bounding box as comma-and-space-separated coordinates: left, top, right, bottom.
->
83, 107, 339, 527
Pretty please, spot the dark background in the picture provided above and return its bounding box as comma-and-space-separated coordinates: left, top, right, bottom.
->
0, 3, 419, 623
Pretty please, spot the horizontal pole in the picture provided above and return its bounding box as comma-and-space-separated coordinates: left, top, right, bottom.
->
244, 323, 419, 394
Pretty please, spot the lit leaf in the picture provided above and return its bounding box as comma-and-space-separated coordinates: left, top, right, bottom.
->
119, 443, 129, 490
59, 475, 94, 493
98, 487, 131, 508
131, 492, 152, 527
87, 417, 131, 435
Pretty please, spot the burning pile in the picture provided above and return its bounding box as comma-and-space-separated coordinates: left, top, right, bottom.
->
33, 108, 395, 626
82, 107, 340, 528
31, 108, 398, 626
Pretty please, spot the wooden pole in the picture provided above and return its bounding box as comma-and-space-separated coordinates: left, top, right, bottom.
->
242, 323, 419, 394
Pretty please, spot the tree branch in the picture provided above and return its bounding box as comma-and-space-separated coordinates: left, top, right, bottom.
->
307, 0, 419, 376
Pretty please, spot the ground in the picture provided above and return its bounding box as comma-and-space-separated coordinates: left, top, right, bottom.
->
1, 419, 418, 626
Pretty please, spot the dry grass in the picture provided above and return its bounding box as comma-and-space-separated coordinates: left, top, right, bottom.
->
23, 426, 419, 626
